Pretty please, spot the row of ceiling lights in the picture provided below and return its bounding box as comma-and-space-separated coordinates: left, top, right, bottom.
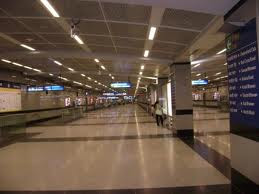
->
134, 26, 157, 97
40, 0, 116, 87
1, 58, 116, 92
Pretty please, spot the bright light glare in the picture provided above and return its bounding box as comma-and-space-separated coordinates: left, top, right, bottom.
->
217, 48, 226, 55
74, 35, 84, 45
144, 50, 149, 57
20, 44, 35, 51
40, 0, 60, 17
148, 27, 157, 40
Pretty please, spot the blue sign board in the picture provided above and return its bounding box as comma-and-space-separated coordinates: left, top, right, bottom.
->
192, 80, 208, 85
226, 18, 259, 129
28, 85, 64, 92
110, 82, 131, 88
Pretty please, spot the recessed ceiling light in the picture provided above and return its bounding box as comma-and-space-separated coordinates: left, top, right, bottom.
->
33, 69, 41, 72
100, 65, 106, 70
215, 72, 222, 75
95, 59, 100, 63
68, 67, 74, 71
54, 60, 62, 66
20, 44, 35, 51
1, 59, 11, 63
217, 48, 226, 55
94, 80, 98, 83
193, 63, 200, 68
139, 72, 143, 75
81, 74, 86, 77
40, 0, 60, 17
24, 66, 33, 70
111, 76, 114, 80
224, 63, 227, 66
12, 75, 16, 78
85, 85, 92, 88
87, 77, 92, 80
109, 74, 111, 76
196, 73, 201, 76
141, 65, 145, 70
144, 50, 149, 58
148, 27, 157, 40
12, 62, 23, 67
49, 73, 54, 76
74, 35, 84, 45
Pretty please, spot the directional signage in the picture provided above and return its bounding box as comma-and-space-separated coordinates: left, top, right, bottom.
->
28, 85, 64, 92
110, 82, 132, 88
192, 80, 208, 85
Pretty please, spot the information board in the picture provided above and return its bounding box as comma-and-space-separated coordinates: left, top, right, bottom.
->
226, 18, 259, 129
0, 87, 21, 112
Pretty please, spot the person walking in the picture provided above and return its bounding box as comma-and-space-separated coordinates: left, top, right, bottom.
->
154, 101, 163, 127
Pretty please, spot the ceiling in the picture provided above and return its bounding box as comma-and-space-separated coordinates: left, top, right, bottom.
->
0, 0, 239, 94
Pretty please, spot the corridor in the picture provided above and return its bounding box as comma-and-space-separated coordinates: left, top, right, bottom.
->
0, 105, 232, 193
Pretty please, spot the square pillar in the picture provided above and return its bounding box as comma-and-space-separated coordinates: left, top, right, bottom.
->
170, 62, 193, 138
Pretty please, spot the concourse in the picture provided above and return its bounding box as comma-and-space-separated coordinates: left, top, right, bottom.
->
0, 0, 259, 193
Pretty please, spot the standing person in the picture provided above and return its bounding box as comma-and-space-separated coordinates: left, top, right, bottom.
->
154, 101, 163, 126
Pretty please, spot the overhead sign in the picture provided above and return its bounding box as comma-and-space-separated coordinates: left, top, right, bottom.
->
192, 80, 208, 85
27, 85, 64, 92
0, 80, 21, 89
110, 82, 132, 88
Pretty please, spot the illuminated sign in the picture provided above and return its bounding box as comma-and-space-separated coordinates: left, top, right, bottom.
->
110, 82, 132, 88
28, 85, 64, 92
192, 80, 208, 86
103, 92, 127, 96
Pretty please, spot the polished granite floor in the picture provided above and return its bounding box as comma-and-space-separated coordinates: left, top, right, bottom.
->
0, 105, 236, 193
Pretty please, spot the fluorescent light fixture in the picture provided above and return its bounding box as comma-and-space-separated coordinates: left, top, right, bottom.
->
68, 67, 74, 71
85, 85, 92, 88
20, 44, 35, 51
94, 59, 100, 63
148, 27, 157, 40
144, 50, 149, 57
87, 77, 92, 80
139, 72, 143, 75
100, 65, 106, 70
215, 72, 222, 75
196, 73, 201, 76
40, 0, 60, 17
141, 65, 145, 70
33, 69, 41, 72
111, 76, 114, 80
98, 83, 101, 85
24, 66, 33, 70
12, 62, 23, 67
224, 63, 227, 66
81, 74, 85, 77
138, 77, 141, 80
73, 81, 82, 85
74, 35, 84, 44
217, 48, 226, 55
54, 60, 62, 66
193, 63, 200, 68
49, 73, 54, 76
205, 76, 209, 79
94, 80, 98, 83
1, 59, 11, 63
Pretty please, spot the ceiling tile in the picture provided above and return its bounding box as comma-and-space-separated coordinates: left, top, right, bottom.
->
117, 47, 143, 56
41, 34, 76, 44
88, 45, 116, 54
29, 43, 57, 51
77, 21, 109, 35
82, 35, 113, 46
0, 0, 50, 17
52, 0, 104, 20
156, 27, 198, 44
113, 37, 145, 49
150, 51, 175, 60
152, 41, 185, 53
161, 8, 215, 31
102, 2, 151, 24
0, 18, 29, 33
19, 18, 65, 33
109, 23, 148, 38
10, 33, 48, 44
